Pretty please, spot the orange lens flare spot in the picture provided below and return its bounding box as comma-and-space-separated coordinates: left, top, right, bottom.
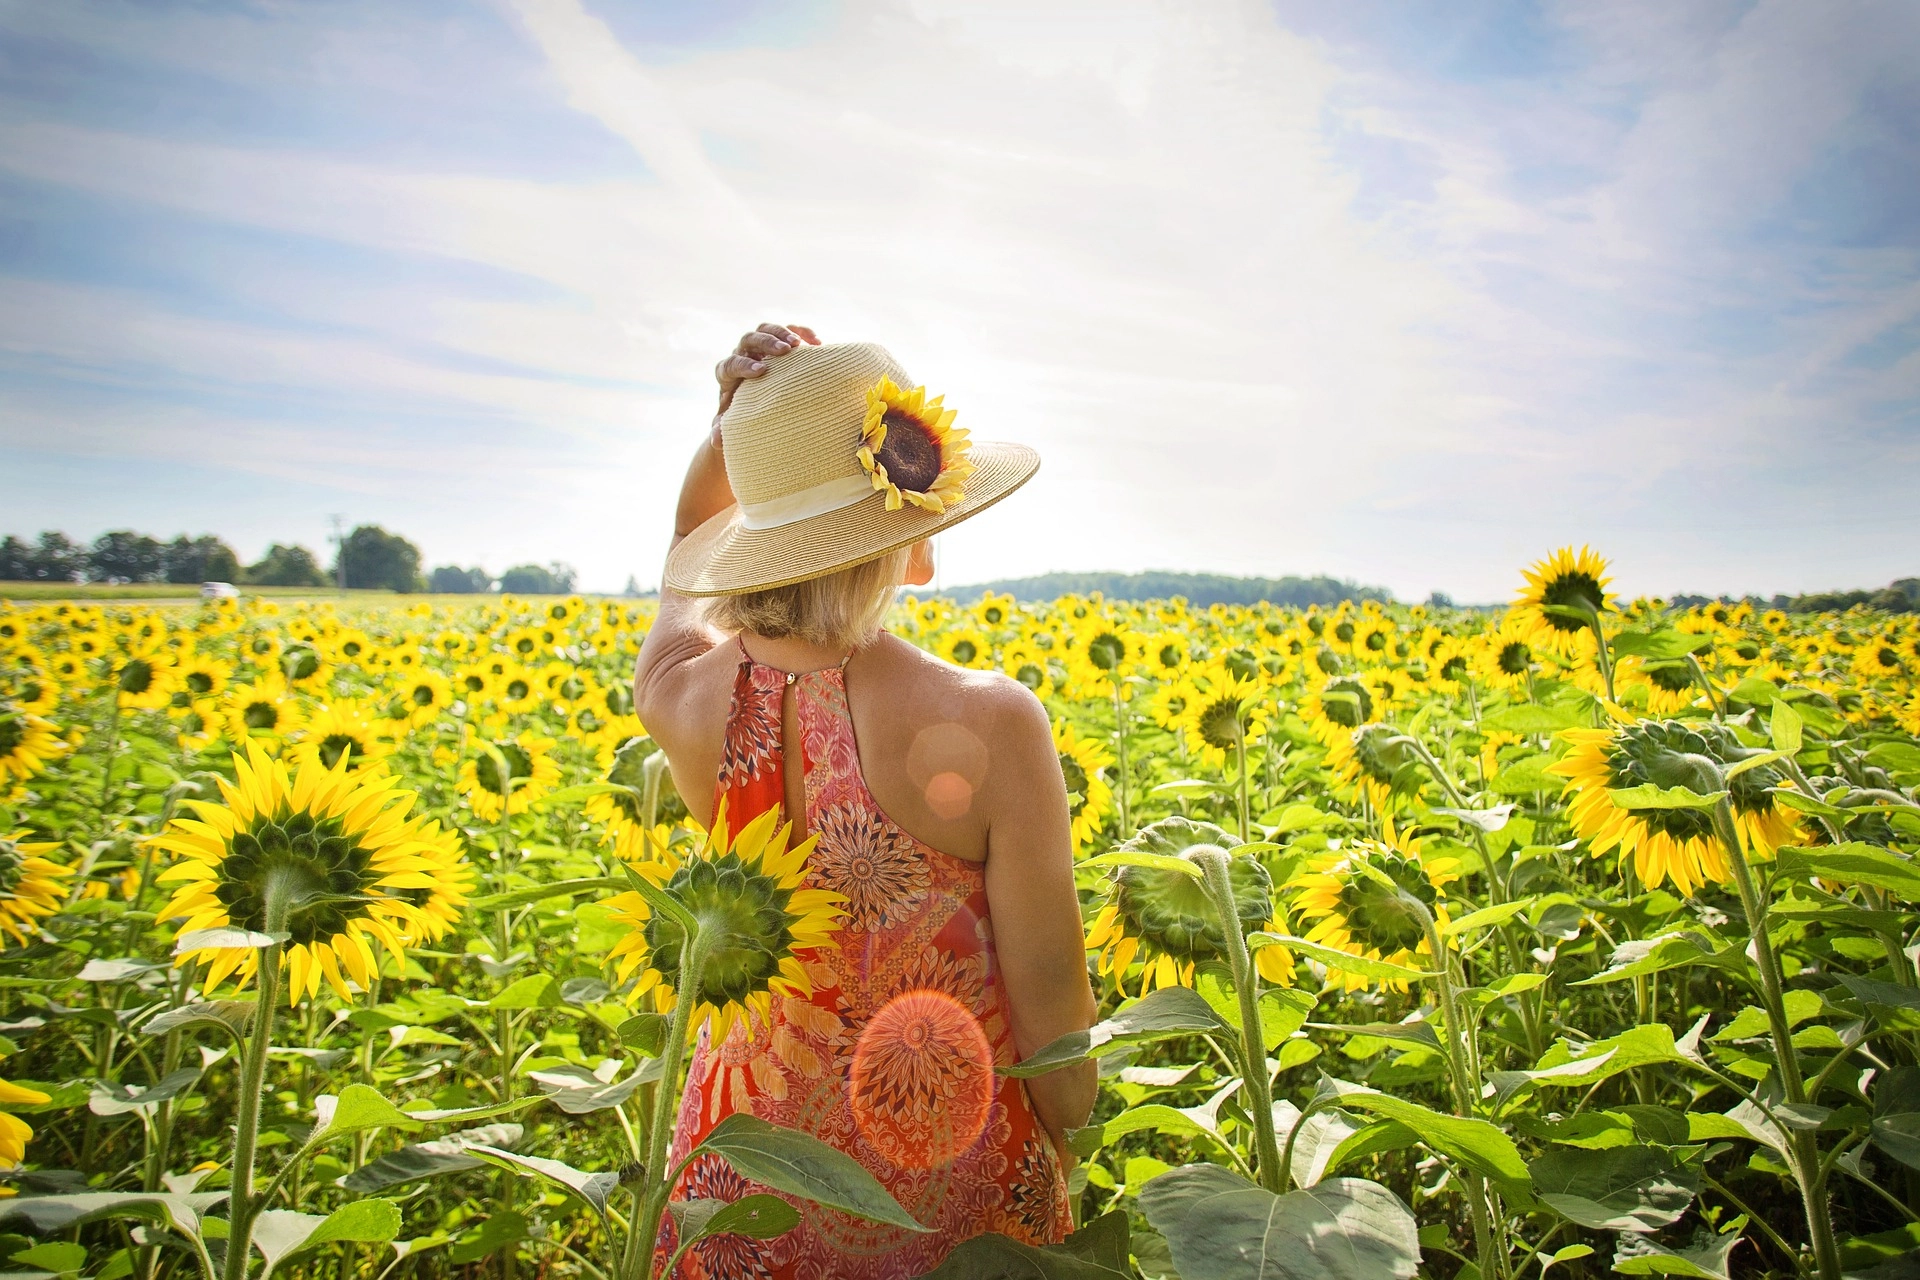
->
925, 770, 974, 819
849, 988, 994, 1170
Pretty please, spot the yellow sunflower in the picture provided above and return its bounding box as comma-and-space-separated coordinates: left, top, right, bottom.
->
0, 1073, 49, 1168
458, 731, 560, 821
1300, 674, 1376, 746
585, 736, 680, 862
0, 709, 65, 795
1473, 613, 1538, 692
1000, 645, 1055, 700
393, 668, 454, 729
223, 673, 307, 745
0, 831, 73, 946
603, 800, 844, 1043
290, 700, 394, 774
113, 647, 177, 711
169, 650, 234, 717
155, 743, 472, 1004
1290, 823, 1456, 994
939, 629, 993, 670
1617, 657, 1703, 716
1174, 661, 1269, 771
1549, 719, 1799, 897
856, 376, 973, 513
1083, 816, 1292, 995
1054, 719, 1115, 856
1513, 546, 1615, 660
1326, 723, 1424, 814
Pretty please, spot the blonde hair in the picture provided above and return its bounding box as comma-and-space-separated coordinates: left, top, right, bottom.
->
706, 547, 912, 650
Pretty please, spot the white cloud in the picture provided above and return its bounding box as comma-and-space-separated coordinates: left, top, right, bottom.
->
0, 0, 1914, 598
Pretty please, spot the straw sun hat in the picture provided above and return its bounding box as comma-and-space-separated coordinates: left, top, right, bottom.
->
664, 342, 1040, 597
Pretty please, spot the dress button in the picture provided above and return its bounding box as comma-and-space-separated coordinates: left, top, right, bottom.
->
785, 671, 797, 686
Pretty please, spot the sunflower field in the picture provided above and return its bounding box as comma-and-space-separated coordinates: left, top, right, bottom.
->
1, 548, 1919, 1280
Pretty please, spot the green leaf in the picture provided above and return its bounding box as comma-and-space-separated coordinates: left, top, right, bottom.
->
468, 877, 626, 912
447, 1212, 527, 1266
9, 1242, 86, 1275
917, 1212, 1133, 1279
1482, 704, 1583, 734
1573, 932, 1737, 987
1871, 1066, 1920, 1171
466, 1147, 618, 1222
695, 1114, 930, 1232
1079, 1105, 1239, 1163
1722, 750, 1788, 780
313, 1085, 422, 1142
173, 927, 286, 953
1607, 784, 1726, 812
533, 782, 633, 807
1487, 754, 1560, 796
1442, 901, 1530, 937
1517, 1025, 1696, 1089
526, 1065, 642, 1115
1083, 851, 1205, 880
1139, 1164, 1419, 1280
1776, 844, 1920, 902
1268, 803, 1339, 834
1834, 975, 1920, 1031
1528, 1147, 1696, 1232
1316, 1079, 1530, 1193
252, 1201, 401, 1276
488, 974, 562, 1010
0, 1191, 228, 1236
674, 1195, 801, 1246
1250, 934, 1438, 983
1768, 701, 1803, 755
1609, 631, 1712, 661
340, 1124, 524, 1194
1003, 985, 1231, 1078
1278, 1105, 1365, 1188
1611, 1231, 1739, 1279
617, 1013, 668, 1056
88, 1066, 201, 1117
1432, 805, 1517, 834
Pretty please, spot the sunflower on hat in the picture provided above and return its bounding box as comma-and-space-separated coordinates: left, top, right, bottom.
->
857, 376, 973, 513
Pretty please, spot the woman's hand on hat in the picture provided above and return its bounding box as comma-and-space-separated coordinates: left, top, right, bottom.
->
712, 323, 820, 439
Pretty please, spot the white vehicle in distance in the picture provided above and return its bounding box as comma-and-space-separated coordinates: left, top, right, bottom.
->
200, 582, 241, 601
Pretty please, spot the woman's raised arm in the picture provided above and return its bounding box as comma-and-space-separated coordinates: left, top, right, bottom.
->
634, 323, 818, 723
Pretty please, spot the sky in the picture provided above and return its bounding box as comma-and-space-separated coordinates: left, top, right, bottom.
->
0, 0, 1916, 602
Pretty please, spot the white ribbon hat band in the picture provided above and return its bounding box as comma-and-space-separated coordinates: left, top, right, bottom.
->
737, 473, 877, 531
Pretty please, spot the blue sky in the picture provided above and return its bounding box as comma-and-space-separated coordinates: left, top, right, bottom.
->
1, 0, 1915, 600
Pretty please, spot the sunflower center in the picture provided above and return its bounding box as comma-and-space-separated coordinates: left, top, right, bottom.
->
1087, 633, 1126, 671
317, 733, 364, 770
506, 679, 531, 701
284, 645, 321, 681
1645, 663, 1694, 694
119, 658, 155, 695
951, 639, 978, 665
605, 684, 635, 717
645, 854, 798, 1009
243, 700, 280, 731
1540, 572, 1606, 633
214, 810, 377, 946
1497, 641, 1531, 675
1013, 663, 1045, 691
0, 716, 24, 755
1319, 677, 1373, 728
476, 743, 535, 796
410, 683, 437, 707
874, 411, 943, 493
1439, 655, 1468, 683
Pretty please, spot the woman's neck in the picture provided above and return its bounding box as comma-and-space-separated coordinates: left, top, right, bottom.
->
738, 630, 859, 673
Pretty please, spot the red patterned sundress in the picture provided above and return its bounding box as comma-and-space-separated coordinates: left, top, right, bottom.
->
661, 640, 1071, 1280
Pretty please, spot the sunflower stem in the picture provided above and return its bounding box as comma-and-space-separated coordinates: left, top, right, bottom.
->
1112, 683, 1132, 839
96, 692, 121, 838
1685, 654, 1728, 718
1418, 908, 1502, 1280
1576, 601, 1615, 704
629, 927, 709, 1280
1712, 796, 1841, 1280
1232, 722, 1250, 845
222, 875, 292, 1280
1193, 848, 1281, 1192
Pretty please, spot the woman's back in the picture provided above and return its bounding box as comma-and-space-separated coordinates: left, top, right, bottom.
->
654, 634, 1071, 1278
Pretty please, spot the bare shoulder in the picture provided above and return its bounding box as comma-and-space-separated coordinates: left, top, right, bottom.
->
870, 632, 1050, 739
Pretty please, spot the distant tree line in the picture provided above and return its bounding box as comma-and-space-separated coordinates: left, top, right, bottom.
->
1673, 578, 1920, 615
941, 570, 1394, 609
2, 527, 580, 596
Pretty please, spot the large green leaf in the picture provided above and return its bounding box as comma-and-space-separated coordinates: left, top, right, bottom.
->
488, 974, 563, 1010
1872, 1066, 1920, 1171
1609, 631, 1713, 662
140, 1000, 255, 1041
1776, 844, 1920, 902
88, 1067, 201, 1117
1834, 975, 1920, 1032
1528, 1147, 1695, 1232
1078, 1104, 1240, 1164
1481, 704, 1584, 733
340, 1124, 524, 1193
312, 1086, 422, 1142
0, 1192, 227, 1236
1502, 1025, 1697, 1099
468, 876, 627, 912
466, 1147, 618, 1222
1002, 986, 1231, 1079
1315, 1080, 1530, 1194
526, 1064, 642, 1114
1611, 1231, 1740, 1278
1139, 1164, 1419, 1280
672, 1195, 800, 1247
1574, 932, 1740, 986
917, 1212, 1133, 1279
252, 1201, 401, 1277
695, 1114, 929, 1233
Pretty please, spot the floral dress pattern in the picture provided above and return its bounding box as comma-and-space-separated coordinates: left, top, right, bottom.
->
661, 642, 1071, 1280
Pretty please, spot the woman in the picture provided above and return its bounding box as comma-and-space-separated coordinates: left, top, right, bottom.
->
634, 323, 1098, 1279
